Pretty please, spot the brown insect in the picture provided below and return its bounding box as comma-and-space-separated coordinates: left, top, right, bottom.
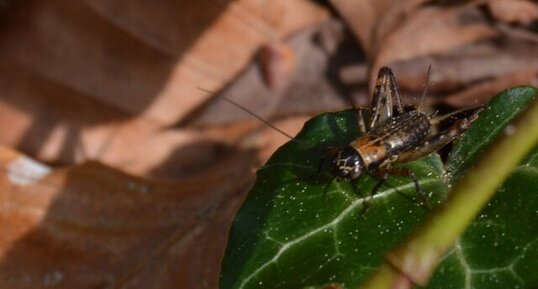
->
204, 66, 479, 206
328, 66, 479, 206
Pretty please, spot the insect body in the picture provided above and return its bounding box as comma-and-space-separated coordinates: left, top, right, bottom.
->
331, 67, 479, 205
334, 110, 431, 180
210, 66, 479, 204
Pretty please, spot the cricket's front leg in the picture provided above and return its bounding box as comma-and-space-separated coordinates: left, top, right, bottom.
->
360, 165, 432, 217
383, 167, 432, 209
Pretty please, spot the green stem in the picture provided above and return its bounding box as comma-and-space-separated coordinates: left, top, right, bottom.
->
359, 97, 538, 288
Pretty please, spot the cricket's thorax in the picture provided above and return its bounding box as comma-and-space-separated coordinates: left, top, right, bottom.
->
350, 111, 431, 170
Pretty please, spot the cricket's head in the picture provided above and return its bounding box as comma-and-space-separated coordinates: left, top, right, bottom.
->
331, 146, 363, 181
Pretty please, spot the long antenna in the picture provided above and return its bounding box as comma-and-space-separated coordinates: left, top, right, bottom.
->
418, 64, 432, 112
196, 87, 298, 142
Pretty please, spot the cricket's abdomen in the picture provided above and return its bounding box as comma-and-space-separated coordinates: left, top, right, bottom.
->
350, 111, 431, 169
378, 111, 431, 153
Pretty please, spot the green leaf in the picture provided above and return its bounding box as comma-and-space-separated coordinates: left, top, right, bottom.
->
427, 147, 538, 289
446, 86, 537, 179
221, 110, 448, 289
221, 87, 538, 289
424, 87, 538, 289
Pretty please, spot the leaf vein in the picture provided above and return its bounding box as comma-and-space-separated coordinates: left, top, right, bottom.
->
238, 178, 439, 289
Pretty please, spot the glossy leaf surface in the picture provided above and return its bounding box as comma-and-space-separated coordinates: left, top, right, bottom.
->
447, 86, 537, 179
221, 86, 538, 289
429, 87, 538, 289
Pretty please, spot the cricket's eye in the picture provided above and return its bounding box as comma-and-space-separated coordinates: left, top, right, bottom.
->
332, 146, 362, 180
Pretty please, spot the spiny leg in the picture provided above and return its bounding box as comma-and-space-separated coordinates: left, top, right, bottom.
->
369, 67, 404, 129
365, 166, 432, 213
385, 167, 432, 209
359, 172, 390, 217
360, 165, 432, 217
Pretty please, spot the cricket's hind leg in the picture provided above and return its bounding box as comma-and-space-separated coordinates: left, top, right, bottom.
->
350, 66, 410, 135
369, 67, 404, 129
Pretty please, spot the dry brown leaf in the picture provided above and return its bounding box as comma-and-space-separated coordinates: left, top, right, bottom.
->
330, 1, 510, 94
259, 42, 297, 91
391, 38, 538, 90
488, 0, 538, 25
441, 68, 538, 107
192, 20, 365, 128
0, 0, 328, 176
0, 146, 254, 289
329, 0, 429, 55
372, 4, 498, 89
329, 0, 381, 53
295, 1, 535, 112
195, 114, 309, 168
243, 115, 311, 163
0, 62, 232, 179
382, 37, 538, 108
1, 0, 328, 125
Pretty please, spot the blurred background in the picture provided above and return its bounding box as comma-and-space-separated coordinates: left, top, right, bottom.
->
0, 0, 536, 288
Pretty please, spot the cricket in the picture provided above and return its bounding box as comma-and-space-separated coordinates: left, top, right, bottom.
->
209, 66, 480, 207
326, 66, 480, 206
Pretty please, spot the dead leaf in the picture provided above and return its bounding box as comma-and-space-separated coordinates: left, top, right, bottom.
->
384, 37, 538, 108
441, 68, 538, 107
191, 20, 366, 129
329, 0, 382, 53
488, 0, 538, 25
329, 0, 429, 55
0, 146, 254, 289
0, 0, 328, 177
259, 42, 296, 91
0, 62, 235, 179
372, 3, 498, 89
243, 115, 311, 163
496, 22, 538, 44
2, 0, 327, 125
